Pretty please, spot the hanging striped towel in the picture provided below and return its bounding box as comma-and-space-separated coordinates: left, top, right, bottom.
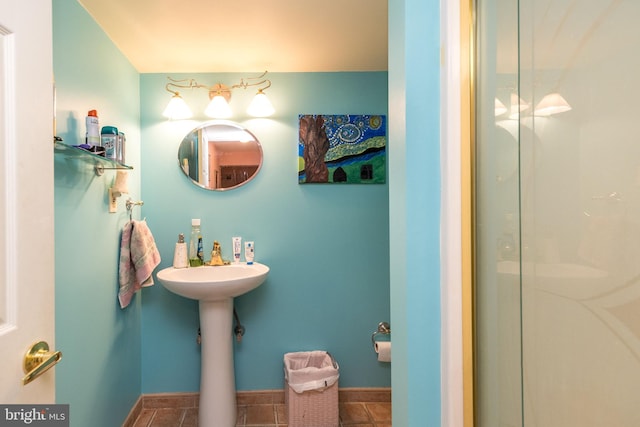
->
118, 219, 161, 308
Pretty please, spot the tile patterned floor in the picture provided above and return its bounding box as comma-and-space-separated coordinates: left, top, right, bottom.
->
128, 390, 391, 427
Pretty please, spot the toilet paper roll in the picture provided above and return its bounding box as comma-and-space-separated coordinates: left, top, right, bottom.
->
374, 341, 391, 363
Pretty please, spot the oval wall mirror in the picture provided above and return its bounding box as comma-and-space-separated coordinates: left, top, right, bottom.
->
178, 120, 263, 191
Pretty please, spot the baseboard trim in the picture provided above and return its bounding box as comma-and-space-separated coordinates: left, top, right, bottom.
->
339, 387, 392, 403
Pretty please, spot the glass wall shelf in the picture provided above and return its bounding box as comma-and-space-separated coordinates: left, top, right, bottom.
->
54, 141, 133, 176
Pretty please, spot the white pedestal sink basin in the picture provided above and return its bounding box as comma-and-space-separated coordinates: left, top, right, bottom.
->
157, 263, 269, 301
157, 263, 269, 427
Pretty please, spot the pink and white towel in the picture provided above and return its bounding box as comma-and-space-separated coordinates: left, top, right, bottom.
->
119, 219, 161, 308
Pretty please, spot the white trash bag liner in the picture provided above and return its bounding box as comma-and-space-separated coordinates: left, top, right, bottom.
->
284, 351, 339, 394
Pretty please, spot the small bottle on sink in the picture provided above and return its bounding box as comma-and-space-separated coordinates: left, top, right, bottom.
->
173, 233, 188, 268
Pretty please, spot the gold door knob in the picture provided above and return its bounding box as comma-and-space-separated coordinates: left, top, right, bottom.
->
22, 341, 62, 386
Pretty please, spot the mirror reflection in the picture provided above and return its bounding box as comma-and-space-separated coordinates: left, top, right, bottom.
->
178, 120, 262, 191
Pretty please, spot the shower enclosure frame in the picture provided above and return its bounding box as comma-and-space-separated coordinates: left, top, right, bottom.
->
470, 0, 640, 426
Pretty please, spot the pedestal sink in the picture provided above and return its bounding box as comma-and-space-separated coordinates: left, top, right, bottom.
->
157, 263, 269, 427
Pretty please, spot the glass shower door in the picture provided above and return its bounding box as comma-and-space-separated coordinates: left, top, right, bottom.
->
475, 0, 640, 426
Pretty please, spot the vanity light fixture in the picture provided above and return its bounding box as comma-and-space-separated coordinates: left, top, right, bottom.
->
162, 71, 275, 120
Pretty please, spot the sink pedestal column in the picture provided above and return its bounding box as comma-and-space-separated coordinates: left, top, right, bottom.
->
198, 298, 236, 427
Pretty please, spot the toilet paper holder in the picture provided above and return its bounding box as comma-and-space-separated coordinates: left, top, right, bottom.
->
371, 321, 391, 348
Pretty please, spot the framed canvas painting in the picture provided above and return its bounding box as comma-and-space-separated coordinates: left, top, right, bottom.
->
298, 114, 386, 184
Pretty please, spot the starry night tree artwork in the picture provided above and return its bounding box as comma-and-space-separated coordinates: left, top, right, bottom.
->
298, 114, 386, 184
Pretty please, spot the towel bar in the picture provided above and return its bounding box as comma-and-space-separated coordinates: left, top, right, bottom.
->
126, 198, 144, 220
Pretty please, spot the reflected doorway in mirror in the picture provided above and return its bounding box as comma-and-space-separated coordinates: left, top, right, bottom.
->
178, 120, 263, 191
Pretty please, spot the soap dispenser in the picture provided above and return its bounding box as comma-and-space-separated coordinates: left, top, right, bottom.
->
173, 233, 189, 268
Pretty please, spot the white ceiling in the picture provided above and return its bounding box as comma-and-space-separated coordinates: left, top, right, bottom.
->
78, 0, 388, 73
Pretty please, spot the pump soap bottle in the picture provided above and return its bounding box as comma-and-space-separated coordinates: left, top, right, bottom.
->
189, 219, 204, 267
173, 233, 188, 268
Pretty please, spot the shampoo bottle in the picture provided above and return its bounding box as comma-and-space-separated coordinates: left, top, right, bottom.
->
173, 233, 188, 268
189, 219, 203, 266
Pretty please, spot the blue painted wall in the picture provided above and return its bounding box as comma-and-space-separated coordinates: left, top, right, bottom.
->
53, 1, 142, 426
53, 1, 390, 422
389, 0, 441, 426
52, 1, 443, 426
140, 72, 390, 391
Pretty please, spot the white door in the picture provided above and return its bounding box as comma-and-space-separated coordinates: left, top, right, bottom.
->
0, 0, 56, 403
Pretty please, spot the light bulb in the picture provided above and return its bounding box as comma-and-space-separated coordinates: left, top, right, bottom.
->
162, 94, 192, 120
204, 95, 232, 118
247, 91, 275, 117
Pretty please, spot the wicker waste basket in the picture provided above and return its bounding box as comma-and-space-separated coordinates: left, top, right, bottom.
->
284, 351, 340, 427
